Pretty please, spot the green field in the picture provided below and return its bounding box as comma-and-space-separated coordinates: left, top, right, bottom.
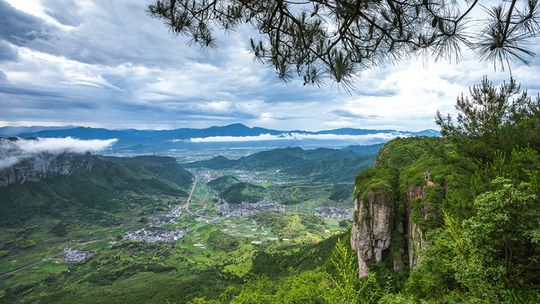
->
0, 166, 352, 304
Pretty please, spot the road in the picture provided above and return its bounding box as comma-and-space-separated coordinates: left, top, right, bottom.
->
185, 176, 198, 213
0, 253, 62, 279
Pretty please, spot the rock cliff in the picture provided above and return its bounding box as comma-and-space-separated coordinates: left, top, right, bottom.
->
0, 153, 96, 187
351, 137, 446, 277
351, 190, 393, 277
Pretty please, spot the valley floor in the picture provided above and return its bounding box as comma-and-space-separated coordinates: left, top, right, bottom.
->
0, 169, 351, 303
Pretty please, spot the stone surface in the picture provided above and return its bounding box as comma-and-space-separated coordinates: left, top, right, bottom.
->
406, 186, 427, 268
0, 152, 95, 187
351, 190, 393, 278
351, 180, 433, 277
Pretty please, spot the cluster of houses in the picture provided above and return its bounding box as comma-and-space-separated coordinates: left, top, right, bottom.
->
216, 199, 285, 217
123, 226, 188, 243
314, 206, 352, 219
62, 247, 94, 264
152, 204, 184, 225
195, 216, 220, 223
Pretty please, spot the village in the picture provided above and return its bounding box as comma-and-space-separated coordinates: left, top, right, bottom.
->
314, 206, 352, 219
60, 179, 352, 264
151, 204, 184, 225
62, 247, 94, 264
123, 226, 188, 243
216, 199, 285, 217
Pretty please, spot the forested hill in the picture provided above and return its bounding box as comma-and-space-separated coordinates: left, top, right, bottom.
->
0, 154, 193, 226
184, 145, 381, 182
349, 79, 540, 303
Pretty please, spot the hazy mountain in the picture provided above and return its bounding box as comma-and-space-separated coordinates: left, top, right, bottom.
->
0, 126, 77, 136
10, 124, 439, 153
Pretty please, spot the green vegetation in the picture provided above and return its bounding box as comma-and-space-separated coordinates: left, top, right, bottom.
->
328, 183, 354, 202
5, 77, 539, 303
207, 175, 240, 192
349, 77, 540, 303
0, 155, 351, 304
186, 146, 377, 183
0, 155, 193, 227
220, 182, 265, 204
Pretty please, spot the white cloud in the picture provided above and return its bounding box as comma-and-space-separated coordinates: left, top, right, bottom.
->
15, 137, 117, 154
0, 137, 117, 169
0, 0, 539, 131
185, 132, 405, 143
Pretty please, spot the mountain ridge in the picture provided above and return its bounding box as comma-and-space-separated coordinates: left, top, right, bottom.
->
0, 124, 438, 154
1, 123, 439, 139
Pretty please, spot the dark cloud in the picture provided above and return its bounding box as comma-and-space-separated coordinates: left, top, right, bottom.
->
0, 0, 51, 45
0, 84, 64, 98
0, 40, 17, 61
0, 0, 538, 131
41, 0, 82, 26
36, 1, 200, 67
332, 110, 379, 120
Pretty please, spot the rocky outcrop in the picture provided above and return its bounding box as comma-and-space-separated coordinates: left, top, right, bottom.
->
352, 177, 436, 277
0, 153, 96, 187
350, 137, 448, 277
351, 190, 393, 277
406, 186, 427, 269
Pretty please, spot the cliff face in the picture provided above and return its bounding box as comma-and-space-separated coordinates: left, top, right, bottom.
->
351, 190, 393, 277
351, 137, 446, 277
406, 186, 427, 269
0, 153, 96, 187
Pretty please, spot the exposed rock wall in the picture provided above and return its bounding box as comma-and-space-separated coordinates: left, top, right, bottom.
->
351, 190, 393, 277
406, 186, 426, 269
0, 153, 95, 187
352, 181, 433, 277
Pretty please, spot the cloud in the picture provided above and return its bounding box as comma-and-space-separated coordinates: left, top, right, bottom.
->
41, 0, 82, 26
0, 0, 539, 132
0, 0, 51, 45
0, 137, 117, 169
0, 40, 17, 61
185, 132, 405, 143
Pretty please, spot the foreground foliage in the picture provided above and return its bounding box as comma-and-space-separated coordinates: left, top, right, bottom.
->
186, 77, 540, 303
149, 1, 540, 85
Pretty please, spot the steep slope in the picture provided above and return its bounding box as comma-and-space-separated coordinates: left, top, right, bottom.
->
351, 137, 471, 276
0, 154, 193, 226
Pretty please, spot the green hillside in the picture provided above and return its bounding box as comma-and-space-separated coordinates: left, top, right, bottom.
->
219, 182, 265, 204
0, 155, 193, 226
185, 146, 378, 182
206, 175, 240, 192
328, 183, 354, 202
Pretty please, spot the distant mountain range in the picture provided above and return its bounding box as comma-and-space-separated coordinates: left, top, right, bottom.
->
184, 145, 382, 183
0, 124, 439, 153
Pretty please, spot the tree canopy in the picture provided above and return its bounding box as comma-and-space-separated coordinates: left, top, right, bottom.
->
436, 77, 540, 165
148, 0, 540, 86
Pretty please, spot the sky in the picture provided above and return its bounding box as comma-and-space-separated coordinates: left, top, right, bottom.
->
0, 0, 539, 132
